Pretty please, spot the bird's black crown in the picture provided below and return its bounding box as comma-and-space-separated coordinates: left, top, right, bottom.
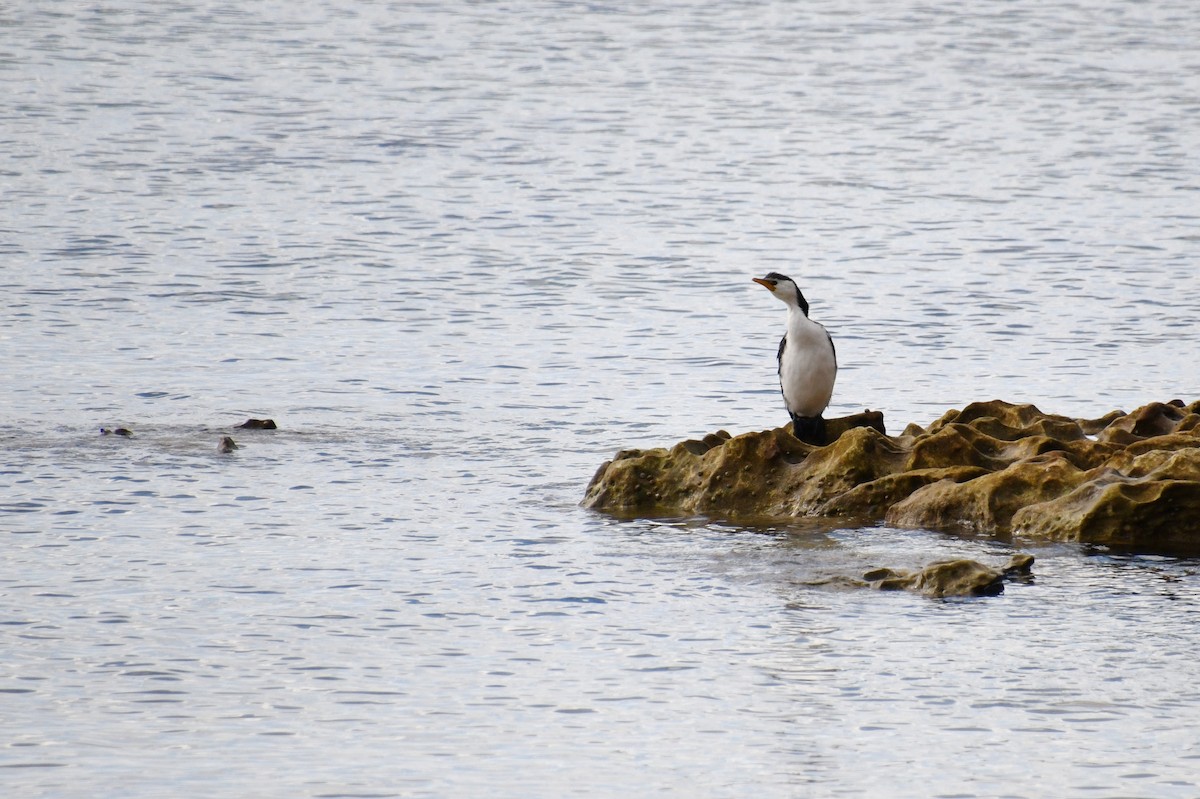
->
761, 272, 808, 316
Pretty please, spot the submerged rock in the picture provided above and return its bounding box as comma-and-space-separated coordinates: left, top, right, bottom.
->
861, 553, 1034, 598
584, 400, 1200, 554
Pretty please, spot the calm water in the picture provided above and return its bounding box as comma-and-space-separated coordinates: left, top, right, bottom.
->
3, 1, 1200, 796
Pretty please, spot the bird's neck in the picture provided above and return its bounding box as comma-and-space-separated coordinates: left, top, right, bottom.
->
787, 304, 812, 324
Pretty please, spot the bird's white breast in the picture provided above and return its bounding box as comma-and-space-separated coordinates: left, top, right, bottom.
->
780, 312, 836, 417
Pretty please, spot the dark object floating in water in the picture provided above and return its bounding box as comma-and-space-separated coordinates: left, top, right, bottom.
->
237, 418, 277, 430
218, 436, 239, 453
100, 427, 133, 437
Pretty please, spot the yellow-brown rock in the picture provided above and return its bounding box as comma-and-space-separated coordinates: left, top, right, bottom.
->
885, 452, 1091, 533
1011, 449, 1200, 553
818, 466, 989, 518
863, 553, 1034, 598
582, 411, 889, 517
583, 399, 1200, 555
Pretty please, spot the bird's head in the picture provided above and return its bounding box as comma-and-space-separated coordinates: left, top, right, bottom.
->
752, 272, 809, 316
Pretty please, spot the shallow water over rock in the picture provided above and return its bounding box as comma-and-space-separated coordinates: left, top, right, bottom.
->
3, 1, 1200, 797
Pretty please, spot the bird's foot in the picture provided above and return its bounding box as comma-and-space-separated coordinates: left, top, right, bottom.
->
790, 414, 827, 446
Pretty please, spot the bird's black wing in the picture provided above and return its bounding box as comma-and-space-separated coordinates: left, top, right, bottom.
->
776, 334, 786, 374
826, 331, 836, 366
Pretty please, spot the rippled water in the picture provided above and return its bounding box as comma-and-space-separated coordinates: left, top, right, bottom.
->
3, 1, 1200, 796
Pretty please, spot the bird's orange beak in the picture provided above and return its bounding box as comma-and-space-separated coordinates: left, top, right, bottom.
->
752, 277, 776, 291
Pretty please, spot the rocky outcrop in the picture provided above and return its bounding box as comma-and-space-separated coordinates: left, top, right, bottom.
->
584, 400, 1200, 555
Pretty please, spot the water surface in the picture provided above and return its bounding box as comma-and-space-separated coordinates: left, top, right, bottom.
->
3, 1, 1200, 797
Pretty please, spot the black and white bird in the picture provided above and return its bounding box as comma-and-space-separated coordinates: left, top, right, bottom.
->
752, 272, 838, 445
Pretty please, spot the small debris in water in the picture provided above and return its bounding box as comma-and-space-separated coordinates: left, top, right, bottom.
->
100, 427, 133, 437
218, 436, 239, 453
237, 418, 277, 430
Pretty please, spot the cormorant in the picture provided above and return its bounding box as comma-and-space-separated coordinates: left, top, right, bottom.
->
752, 272, 837, 445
